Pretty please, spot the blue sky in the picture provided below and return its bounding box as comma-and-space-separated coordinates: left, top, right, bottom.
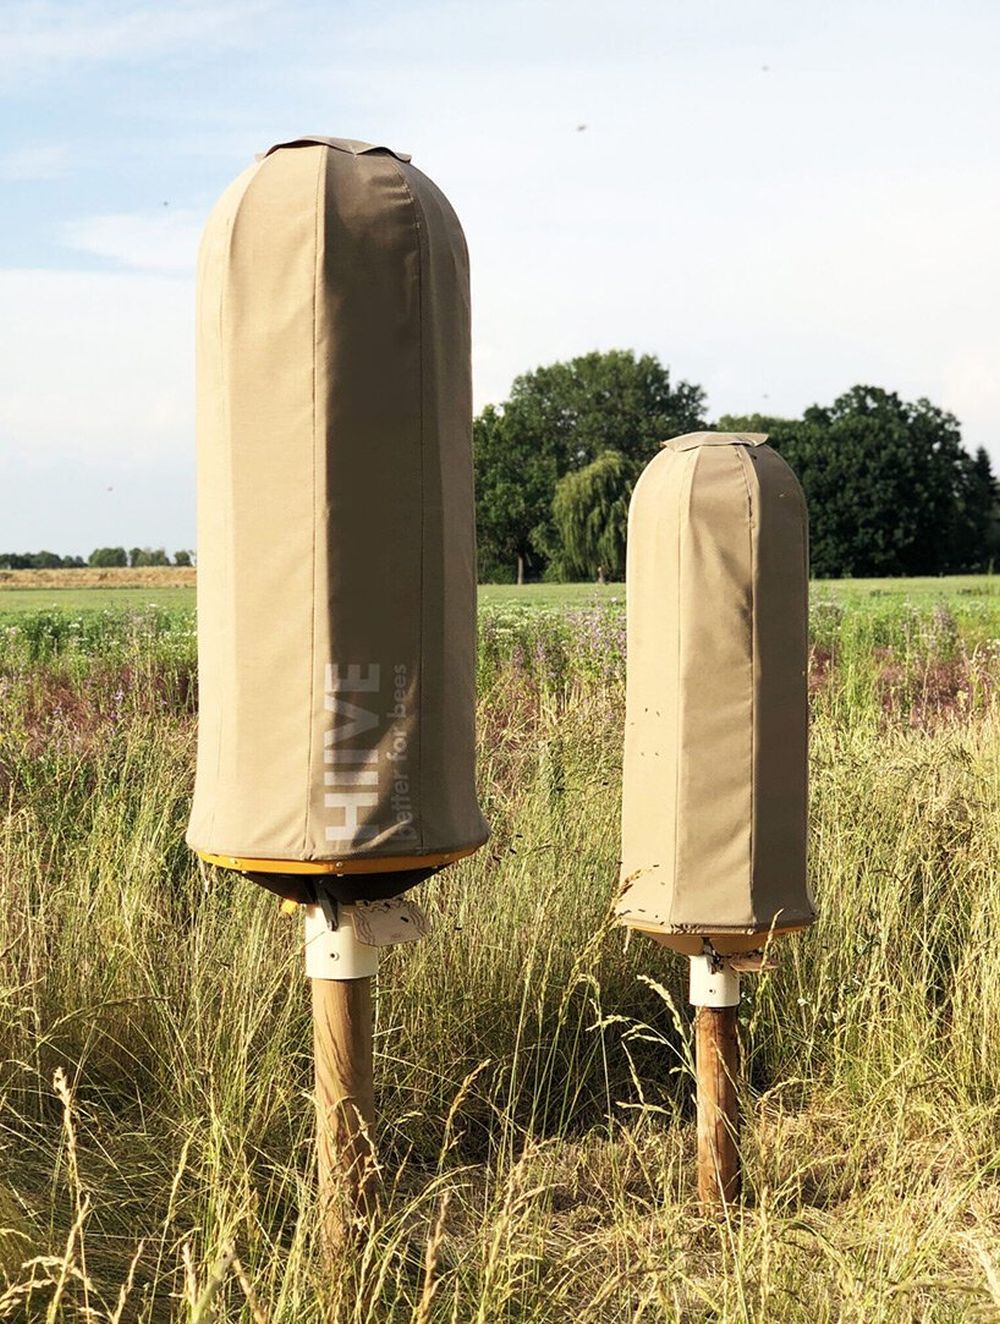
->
2, 0, 999, 555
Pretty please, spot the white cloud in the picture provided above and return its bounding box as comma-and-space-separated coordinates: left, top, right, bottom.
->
0, 0, 277, 85
61, 210, 202, 274
0, 143, 71, 181
0, 269, 192, 465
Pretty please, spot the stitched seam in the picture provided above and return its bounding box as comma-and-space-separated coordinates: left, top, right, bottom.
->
303, 147, 324, 855
670, 448, 695, 927
734, 445, 756, 903
390, 159, 426, 851
801, 480, 810, 891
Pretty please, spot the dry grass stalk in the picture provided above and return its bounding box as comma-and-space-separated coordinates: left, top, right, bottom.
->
414, 1190, 451, 1324
231, 1251, 269, 1324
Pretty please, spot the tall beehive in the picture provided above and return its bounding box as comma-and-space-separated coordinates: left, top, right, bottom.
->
617, 432, 815, 953
186, 136, 488, 898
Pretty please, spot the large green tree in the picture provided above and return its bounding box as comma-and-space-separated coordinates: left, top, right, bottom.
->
719, 388, 998, 576
475, 349, 705, 581
473, 403, 557, 584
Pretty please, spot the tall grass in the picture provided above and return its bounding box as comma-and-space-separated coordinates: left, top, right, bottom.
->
0, 600, 998, 1320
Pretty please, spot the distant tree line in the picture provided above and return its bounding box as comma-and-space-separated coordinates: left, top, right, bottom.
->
0, 548, 195, 569
5, 350, 997, 583
475, 350, 1000, 581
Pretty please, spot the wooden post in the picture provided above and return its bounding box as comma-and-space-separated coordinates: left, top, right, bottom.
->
695, 1003, 741, 1208
312, 974, 378, 1252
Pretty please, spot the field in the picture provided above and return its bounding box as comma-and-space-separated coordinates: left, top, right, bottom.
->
0, 584, 998, 1321
0, 567, 998, 615
0, 568, 197, 610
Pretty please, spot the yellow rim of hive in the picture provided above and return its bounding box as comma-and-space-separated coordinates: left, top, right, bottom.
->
196, 845, 478, 876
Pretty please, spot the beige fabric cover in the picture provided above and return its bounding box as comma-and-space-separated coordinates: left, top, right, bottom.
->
187, 137, 488, 867
617, 433, 814, 952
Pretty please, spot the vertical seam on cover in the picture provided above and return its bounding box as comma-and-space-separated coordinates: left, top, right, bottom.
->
392, 160, 426, 851
734, 445, 756, 905
800, 476, 810, 901
303, 147, 324, 856
670, 448, 696, 928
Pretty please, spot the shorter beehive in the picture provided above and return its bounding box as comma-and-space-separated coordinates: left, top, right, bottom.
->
617, 432, 815, 954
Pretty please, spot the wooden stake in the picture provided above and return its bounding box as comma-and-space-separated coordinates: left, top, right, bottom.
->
695, 1004, 741, 1208
312, 974, 378, 1251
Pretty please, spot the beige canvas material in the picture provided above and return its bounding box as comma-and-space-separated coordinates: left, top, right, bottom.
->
187, 138, 488, 868
617, 432, 814, 944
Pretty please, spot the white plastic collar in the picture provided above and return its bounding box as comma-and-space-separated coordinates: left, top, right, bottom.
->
689, 953, 741, 1008
304, 903, 378, 980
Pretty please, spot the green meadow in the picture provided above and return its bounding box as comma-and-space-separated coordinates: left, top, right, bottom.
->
0, 570, 997, 615
0, 585, 198, 613
0, 590, 998, 1320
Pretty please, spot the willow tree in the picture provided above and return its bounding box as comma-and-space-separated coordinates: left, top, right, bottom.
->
551, 449, 633, 581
